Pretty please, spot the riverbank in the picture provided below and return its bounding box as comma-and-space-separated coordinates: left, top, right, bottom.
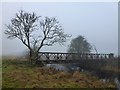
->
2, 59, 116, 88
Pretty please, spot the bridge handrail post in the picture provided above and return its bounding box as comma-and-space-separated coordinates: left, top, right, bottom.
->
57, 54, 59, 60
96, 54, 99, 59
104, 54, 107, 59
108, 53, 114, 59
90, 54, 93, 59
46, 53, 49, 60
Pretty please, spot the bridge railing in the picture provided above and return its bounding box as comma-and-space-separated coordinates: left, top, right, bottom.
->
38, 52, 114, 61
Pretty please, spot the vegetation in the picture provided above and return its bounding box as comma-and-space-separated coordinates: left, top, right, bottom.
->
3, 9, 119, 89
67, 35, 92, 53
67, 35, 92, 70
5, 10, 71, 65
2, 58, 116, 88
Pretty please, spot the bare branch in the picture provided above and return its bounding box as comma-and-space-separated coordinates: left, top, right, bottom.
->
37, 17, 71, 52
5, 10, 40, 51
5, 10, 71, 64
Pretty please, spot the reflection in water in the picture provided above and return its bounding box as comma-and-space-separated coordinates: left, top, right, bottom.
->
115, 78, 120, 90
46, 64, 68, 71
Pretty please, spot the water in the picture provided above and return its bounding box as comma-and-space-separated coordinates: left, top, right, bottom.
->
115, 78, 120, 90
46, 64, 120, 89
46, 64, 68, 72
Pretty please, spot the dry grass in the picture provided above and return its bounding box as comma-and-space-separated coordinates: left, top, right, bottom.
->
2, 59, 116, 88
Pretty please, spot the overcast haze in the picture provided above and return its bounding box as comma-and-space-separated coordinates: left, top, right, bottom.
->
2, 2, 118, 56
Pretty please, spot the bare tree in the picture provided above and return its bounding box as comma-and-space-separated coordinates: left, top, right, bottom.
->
5, 10, 70, 65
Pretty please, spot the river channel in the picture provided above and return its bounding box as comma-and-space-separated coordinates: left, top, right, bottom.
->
46, 64, 120, 89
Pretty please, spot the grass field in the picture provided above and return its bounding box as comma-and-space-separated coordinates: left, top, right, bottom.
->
2, 58, 116, 88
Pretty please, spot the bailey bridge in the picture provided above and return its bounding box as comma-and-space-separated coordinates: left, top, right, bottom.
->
36, 52, 114, 64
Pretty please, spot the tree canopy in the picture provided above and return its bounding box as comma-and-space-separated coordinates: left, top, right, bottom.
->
68, 35, 92, 53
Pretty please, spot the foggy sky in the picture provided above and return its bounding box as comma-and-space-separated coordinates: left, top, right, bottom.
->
2, 2, 118, 55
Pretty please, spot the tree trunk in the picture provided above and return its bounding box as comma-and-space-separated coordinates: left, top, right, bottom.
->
29, 50, 44, 66
29, 50, 33, 65
29, 50, 39, 65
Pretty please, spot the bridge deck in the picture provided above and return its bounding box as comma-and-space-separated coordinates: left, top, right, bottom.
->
36, 52, 114, 64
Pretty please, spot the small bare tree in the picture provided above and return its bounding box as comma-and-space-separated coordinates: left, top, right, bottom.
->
5, 10, 70, 65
